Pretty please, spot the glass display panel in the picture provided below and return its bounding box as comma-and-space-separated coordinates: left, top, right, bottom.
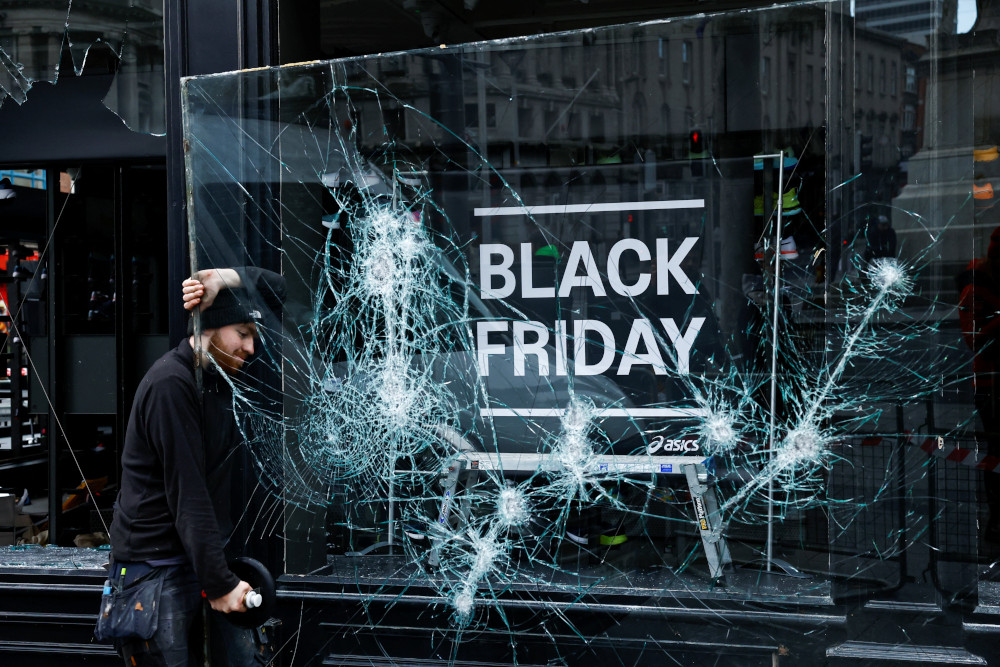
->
182, 0, 995, 661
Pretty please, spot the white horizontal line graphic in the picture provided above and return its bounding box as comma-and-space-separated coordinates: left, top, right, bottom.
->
473, 200, 705, 217
481, 407, 707, 418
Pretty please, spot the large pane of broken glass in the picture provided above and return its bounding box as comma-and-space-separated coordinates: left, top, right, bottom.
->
182, 0, 993, 661
0, 1, 164, 134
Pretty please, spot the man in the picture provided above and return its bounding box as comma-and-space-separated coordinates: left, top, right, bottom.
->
108, 267, 284, 666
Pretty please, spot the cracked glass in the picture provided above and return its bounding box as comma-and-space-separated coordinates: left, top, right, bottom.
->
0, 0, 164, 134
181, 0, 997, 662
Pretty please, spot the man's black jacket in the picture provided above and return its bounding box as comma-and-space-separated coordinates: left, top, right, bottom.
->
110, 339, 242, 598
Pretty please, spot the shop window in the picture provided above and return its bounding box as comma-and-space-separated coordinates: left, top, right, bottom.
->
0, 4, 165, 133
173, 6, 995, 663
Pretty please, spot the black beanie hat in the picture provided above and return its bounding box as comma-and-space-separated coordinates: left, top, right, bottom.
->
198, 287, 263, 330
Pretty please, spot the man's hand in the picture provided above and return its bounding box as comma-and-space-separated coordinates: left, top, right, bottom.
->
182, 268, 241, 312
208, 580, 253, 613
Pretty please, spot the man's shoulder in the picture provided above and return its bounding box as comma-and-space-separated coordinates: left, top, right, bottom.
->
136, 345, 195, 398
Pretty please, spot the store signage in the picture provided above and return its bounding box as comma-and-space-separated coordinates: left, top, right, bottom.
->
474, 200, 707, 380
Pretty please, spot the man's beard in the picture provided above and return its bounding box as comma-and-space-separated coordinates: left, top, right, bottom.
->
208, 332, 246, 375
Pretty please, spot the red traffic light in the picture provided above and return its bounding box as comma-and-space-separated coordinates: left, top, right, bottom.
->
689, 129, 707, 161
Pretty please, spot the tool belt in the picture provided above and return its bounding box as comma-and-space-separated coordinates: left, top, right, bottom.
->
93, 561, 166, 642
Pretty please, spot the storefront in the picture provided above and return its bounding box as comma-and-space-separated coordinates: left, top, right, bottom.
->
3, 0, 1000, 664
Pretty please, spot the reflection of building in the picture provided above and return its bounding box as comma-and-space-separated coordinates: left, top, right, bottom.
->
362, 11, 917, 204
852, 28, 914, 169
368, 14, 896, 147
893, 14, 1000, 267
755, 13, 828, 133
856, 0, 957, 43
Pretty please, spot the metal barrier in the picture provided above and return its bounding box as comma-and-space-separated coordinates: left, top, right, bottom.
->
828, 408, 909, 591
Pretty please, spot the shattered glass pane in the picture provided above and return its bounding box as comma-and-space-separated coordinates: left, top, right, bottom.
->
181, 0, 998, 661
0, 544, 109, 570
0, 1, 164, 134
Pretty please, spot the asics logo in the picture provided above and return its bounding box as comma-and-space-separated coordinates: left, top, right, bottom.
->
646, 436, 699, 454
